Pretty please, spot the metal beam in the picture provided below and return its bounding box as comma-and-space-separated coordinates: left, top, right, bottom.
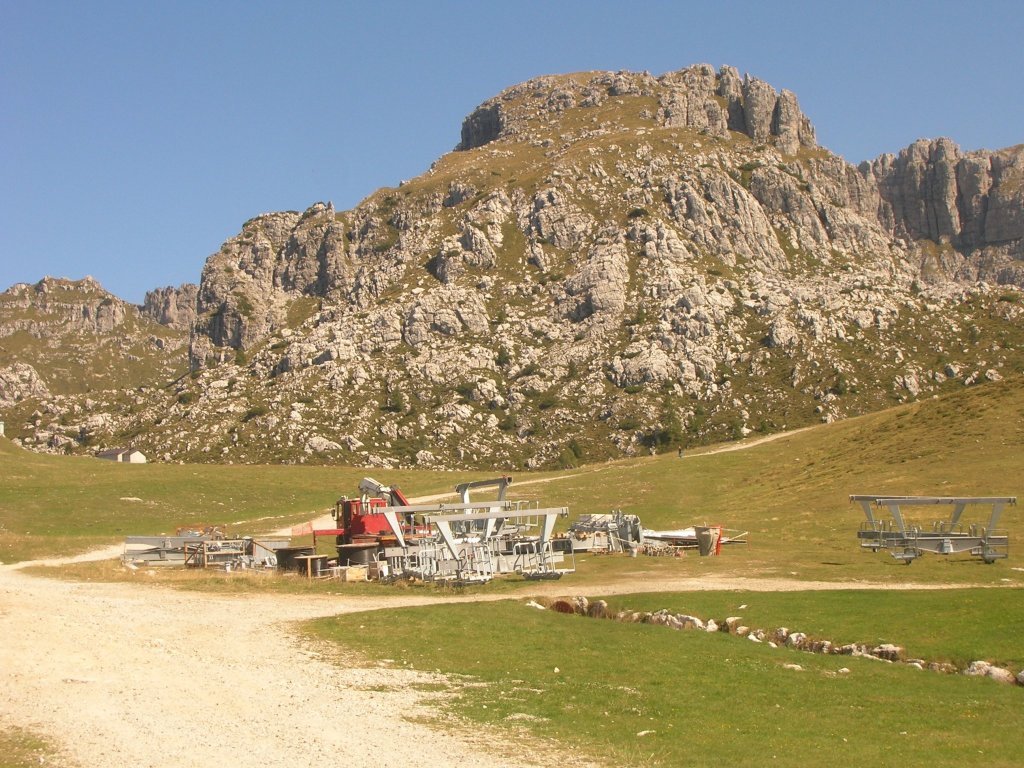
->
381, 510, 406, 549
433, 520, 460, 561
376, 501, 521, 514
871, 497, 1016, 506
851, 497, 876, 525
885, 502, 908, 535
456, 476, 512, 504
422, 507, 568, 523
987, 500, 1008, 534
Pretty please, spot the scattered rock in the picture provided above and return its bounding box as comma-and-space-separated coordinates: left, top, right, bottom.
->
965, 661, 1017, 684
304, 435, 342, 453
786, 632, 807, 648
872, 644, 903, 662
0, 363, 51, 407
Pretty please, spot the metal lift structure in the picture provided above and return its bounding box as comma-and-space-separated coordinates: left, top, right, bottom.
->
850, 495, 1015, 564
377, 476, 571, 583
321, 476, 573, 584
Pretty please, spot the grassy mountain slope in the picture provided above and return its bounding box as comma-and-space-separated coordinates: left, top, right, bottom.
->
0, 278, 187, 396
4, 374, 1022, 588
314, 590, 1024, 767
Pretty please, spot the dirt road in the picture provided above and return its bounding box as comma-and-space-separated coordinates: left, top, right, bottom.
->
0, 559, 563, 768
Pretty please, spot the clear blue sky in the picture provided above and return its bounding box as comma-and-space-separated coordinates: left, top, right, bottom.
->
2, 0, 1021, 303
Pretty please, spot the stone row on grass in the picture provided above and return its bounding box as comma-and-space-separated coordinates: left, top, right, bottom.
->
534, 596, 1023, 687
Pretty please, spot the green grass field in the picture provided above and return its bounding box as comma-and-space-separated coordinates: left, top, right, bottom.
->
0, 438, 481, 563
310, 590, 1024, 767
0, 726, 60, 768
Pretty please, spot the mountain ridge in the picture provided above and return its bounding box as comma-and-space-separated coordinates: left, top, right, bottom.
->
2, 64, 1022, 468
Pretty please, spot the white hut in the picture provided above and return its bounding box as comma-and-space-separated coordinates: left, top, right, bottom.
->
96, 447, 148, 464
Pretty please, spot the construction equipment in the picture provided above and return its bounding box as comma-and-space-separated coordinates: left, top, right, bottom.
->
850, 495, 1014, 564
564, 510, 643, 553
315, 476, 572, 584
325, 477, 414, 566
641, 524, 748, 554
563, 511, 746, 557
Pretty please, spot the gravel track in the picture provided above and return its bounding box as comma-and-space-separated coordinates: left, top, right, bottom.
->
0, 559, 566, 768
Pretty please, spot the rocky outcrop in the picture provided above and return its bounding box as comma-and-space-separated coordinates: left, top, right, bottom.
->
403, 287, 490, 347
459, 103, 503, 151
0, 277, 128, 335
864, 141, 1024, 284
869, 138, 965, 242
0, 277, 188, 407
190, 202, 353, 367
0, 363, 50, 407
563, 232, 630, 323
985, 147, 1024, 244
458, 65, 817, 156
142, 283, 198, 330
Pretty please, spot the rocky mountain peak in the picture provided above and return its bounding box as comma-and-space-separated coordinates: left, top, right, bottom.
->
457, 64, 816, 156
4, 276, 128, 334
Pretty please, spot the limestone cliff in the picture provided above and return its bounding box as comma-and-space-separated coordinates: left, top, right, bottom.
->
142, 283, 198, 331
864, 140, 1024, 283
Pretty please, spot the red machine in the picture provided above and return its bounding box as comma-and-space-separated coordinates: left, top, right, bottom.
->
313, 475, 518, 570
321, 478, 412, 565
